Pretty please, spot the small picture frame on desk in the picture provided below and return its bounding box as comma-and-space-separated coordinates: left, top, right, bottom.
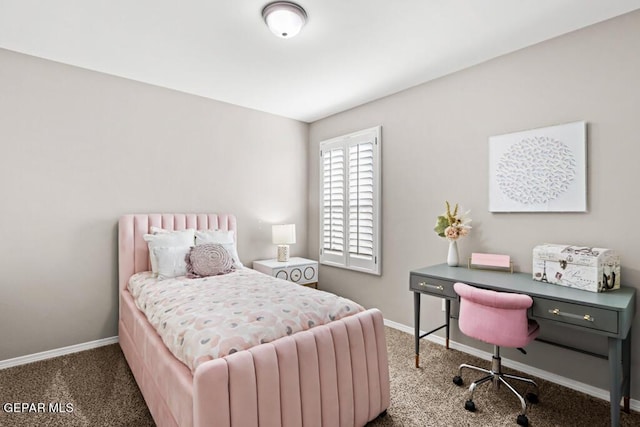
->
468, 253, 513, 273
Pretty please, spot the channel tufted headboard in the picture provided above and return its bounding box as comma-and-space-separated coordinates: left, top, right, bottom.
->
118, 213, 237, 291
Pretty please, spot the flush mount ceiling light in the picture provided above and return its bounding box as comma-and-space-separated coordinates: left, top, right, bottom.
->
262, 1, 307, 39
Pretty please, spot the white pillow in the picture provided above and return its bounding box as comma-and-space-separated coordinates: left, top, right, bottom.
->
195, 230, 243, 267
153, 246, 191, 279
143, 229, 195, 274
149, 226, 188, 235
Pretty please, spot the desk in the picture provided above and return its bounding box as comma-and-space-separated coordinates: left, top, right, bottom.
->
411, 263, 635, 427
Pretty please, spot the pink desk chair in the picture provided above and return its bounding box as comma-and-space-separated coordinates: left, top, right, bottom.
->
452, 282, 540, 426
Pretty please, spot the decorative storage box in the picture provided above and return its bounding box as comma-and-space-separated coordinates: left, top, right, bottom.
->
532, 244, 620, 292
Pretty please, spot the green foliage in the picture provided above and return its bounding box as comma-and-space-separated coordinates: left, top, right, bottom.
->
434, 215, 449, 238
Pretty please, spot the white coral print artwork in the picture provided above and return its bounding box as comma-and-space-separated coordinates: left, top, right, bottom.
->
497, 136, 575, 204
489, 122, 586, 212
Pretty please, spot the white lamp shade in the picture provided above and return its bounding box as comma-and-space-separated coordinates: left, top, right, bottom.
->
262, 2, 307, 38
272, 224, 296, 244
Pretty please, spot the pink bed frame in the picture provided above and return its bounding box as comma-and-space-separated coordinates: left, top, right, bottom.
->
118, 214, 390, 427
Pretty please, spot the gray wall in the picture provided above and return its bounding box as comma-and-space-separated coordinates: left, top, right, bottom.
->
308, 11, 640, 397
0, 48, 309, 360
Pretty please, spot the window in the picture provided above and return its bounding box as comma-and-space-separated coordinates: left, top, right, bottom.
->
319, 126, 381, 275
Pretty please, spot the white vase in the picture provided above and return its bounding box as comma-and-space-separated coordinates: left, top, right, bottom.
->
447, 240, 459, 267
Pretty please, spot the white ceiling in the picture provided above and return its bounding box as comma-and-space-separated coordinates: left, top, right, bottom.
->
1, 0, 639, 123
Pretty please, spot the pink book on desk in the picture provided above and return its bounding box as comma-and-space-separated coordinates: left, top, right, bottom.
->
471, 253, 511, 269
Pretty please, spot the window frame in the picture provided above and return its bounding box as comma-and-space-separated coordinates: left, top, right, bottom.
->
319, 126, 381, 276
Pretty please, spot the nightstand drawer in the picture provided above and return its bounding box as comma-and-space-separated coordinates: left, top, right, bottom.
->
410, 275, 456, 298
273, 265, 317, 284
253, 257, 318, 286
532, 298, 618, 334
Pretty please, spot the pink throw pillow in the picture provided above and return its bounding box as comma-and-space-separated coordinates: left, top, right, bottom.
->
186, 244, 236, 278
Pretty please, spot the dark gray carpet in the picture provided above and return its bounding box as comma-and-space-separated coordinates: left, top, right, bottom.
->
1, 327, 637, 426
0, 344, 153, 427
369, 328, 638, 426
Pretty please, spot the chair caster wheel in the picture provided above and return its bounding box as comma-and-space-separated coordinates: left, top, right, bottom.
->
526, 392, 539, 404
464, 400, 476, 412
517, 414, 529, 426
452, 375, 463, 386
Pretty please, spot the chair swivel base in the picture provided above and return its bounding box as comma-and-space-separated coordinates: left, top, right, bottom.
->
452, 351, 539, 427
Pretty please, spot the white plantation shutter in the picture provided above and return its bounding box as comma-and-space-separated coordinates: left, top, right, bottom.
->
349, 142, 374, 258
320, 127, 381, 275
322, 147, 345, 257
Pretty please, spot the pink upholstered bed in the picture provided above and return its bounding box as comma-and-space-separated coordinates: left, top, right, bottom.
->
118, 213, 390, 427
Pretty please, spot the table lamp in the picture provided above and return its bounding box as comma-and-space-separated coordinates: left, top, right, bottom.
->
272, 224, 296, 262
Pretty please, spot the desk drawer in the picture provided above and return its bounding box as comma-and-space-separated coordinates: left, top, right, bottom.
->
410, 275, 456, 298
532, 298, 618, 334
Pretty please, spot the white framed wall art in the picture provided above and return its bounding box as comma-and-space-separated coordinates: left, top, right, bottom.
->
489, 121, 587, 212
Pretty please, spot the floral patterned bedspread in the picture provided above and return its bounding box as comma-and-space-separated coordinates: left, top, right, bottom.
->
128, 268, 364, 372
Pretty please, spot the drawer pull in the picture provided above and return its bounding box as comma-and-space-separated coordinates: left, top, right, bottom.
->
418, 282, 444, 291
549, 308, 595, 322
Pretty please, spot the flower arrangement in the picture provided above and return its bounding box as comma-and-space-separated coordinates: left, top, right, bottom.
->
434, 201, 472, 241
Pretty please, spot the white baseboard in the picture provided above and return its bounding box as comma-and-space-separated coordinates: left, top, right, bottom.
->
0, 336, 119, 370
383, 319, 640, 412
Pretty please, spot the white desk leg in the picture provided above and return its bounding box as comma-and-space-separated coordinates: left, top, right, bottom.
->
608, 337, 622, 427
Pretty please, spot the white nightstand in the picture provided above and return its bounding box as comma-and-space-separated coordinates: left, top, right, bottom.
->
253, 257, 319, 289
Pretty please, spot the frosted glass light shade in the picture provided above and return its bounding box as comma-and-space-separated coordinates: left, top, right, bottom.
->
272, 224, 296, 244
262, 2, 307, 39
